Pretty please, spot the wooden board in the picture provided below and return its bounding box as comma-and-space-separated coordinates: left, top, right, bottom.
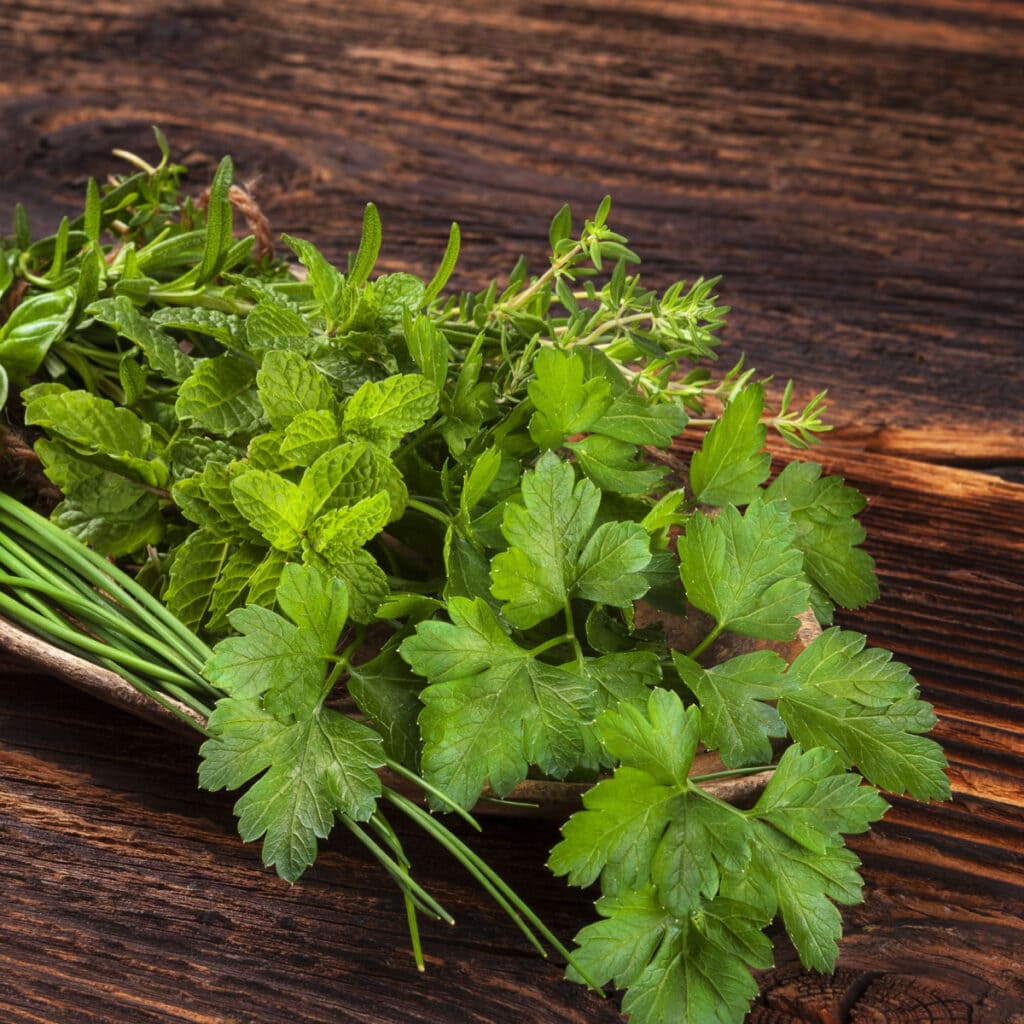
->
1, 1, 1022, 1021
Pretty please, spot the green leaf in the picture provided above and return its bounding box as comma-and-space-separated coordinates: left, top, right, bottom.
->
245, 298, 311, 352
256, 349, 334, 429
204, 603, 324, 710
568, 888, 764, 1024
766, 461, 879, 611
197, 156, 234, 284
283, 235, 355, 330
677, 498, 810, 641
594, 392, 687, 447
199, 698, 383, 882
280, 408, 342, 465
673, 650, 793, 768
751, 744, 889, 855
401, 597, 597, 807
306, 545, 388, 624
347, 646, 423, 767
778, 689, 948, 802
275, 562, 349, 656
230, 470, 310, 551
568, 434, 667, 495
349, 203, 382, 286
574, 521, 653, 606
403, 312, 448, 390
489, 452, 603, 627
421, 222, 460, 307
163, 529, 230, 631
299, 442, 385, 517
151, 306, 247, 349
0, 286, 76, 379
307, 491, 391, 557
88, 296, 195, 382
206, 543, 274, 632
175, 354, 265, 436
689, 384, 769, 506
342, 373, 439, 450
527, 348, 612, 450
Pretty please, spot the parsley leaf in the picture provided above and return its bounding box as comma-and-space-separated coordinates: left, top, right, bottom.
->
199, 564, 384, 882
766, 461, 879, 616
689, 384, 769, 507
490, 452, 651, 628
677, 497, 810, 641
400, 597, 597, 808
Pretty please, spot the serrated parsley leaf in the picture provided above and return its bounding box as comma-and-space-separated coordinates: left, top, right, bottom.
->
527, 348, 612, 450
778, 629, 950, 801
689, 384, 769, 506
678, 497, 810, 641
199, 697, 383, 882
752, 744, 888, 855
400, 597, 597, 808
673, 650, 793, 768
490, 452, 651, 628
199, 565, 384, 882
593, 392, 687, 447
551, 692, 752, 915
568, 887, 766, 1024
766, 461, 878, 614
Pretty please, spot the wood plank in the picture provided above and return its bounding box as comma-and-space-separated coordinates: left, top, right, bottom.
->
0, 0, 1021, 453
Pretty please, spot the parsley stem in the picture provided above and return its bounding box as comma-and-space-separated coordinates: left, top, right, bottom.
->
687, 779, 753, 821
528, 633, 573, 658
688, 623, 724, 660
690, 765, 775, 783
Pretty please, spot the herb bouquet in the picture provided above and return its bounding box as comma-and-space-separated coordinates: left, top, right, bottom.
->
0, 135, 949, 1024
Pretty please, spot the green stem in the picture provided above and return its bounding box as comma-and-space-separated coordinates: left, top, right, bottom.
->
406, 498, 451, 527
563, 597, 583, 665
528, 632, 574, 659
688, 622, 723, 660
690, 765, 775, 783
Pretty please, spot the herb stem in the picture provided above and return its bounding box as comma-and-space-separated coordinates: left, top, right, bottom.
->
406, 498, 451, 527
688, 623, 723, 660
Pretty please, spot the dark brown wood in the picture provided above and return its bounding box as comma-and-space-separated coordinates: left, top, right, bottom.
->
0, 1, 1022, 1021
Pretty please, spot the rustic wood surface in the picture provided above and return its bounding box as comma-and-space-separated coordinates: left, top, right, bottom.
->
1, 1, 1022, 1022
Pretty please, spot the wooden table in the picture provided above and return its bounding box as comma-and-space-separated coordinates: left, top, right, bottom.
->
1, 2, 1021, 1021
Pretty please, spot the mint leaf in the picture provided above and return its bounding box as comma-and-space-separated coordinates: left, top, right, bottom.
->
175, 353, 265, 436
280, 408, 341, 465
677, 498, 810, 641
766, 461, 878, 613
342, 373, 438, 450
689, 384, 769, 506
256, 349, 334, 429
88, 296, 195, 382
163, 529, 230, 631
230, 469, 309, 552
283, 235, 356, 330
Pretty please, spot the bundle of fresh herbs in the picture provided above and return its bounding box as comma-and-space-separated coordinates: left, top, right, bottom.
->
0, 132, 949, 1024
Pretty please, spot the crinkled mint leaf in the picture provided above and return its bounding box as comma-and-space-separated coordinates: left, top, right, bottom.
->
256, 348, 334, 430
163, 529, 230, 631
230, 469, 309, 552
175, 353, 266, 436
342, 373, 438, 450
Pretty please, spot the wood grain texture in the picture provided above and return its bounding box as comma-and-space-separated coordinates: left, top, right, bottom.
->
0, 1, 1022, 1021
